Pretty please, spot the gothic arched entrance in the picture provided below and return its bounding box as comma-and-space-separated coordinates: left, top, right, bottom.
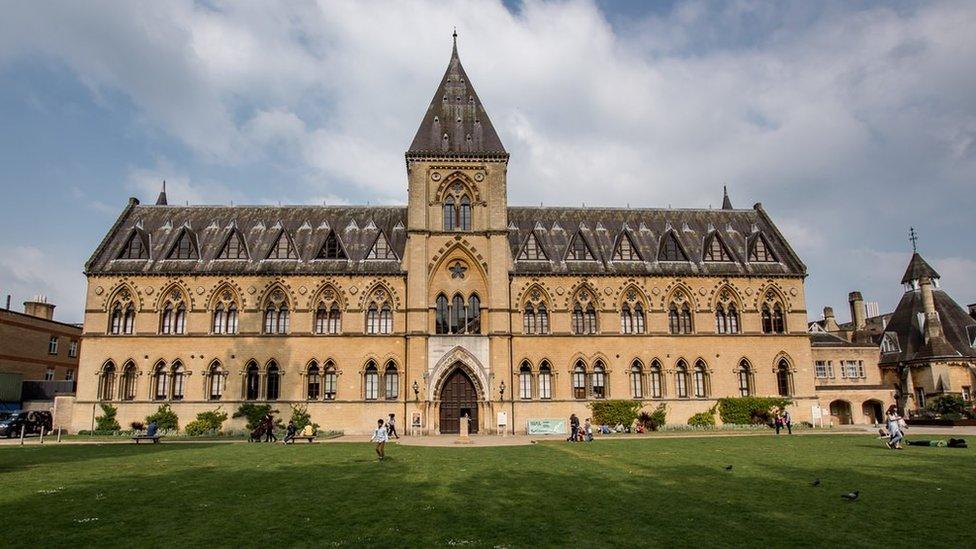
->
439, 366, 479, 434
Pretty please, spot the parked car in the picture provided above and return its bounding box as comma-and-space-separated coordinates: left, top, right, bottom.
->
0, 411, 53, 437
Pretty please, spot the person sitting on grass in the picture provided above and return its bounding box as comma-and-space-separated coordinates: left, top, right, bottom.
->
283, 421, 297, 444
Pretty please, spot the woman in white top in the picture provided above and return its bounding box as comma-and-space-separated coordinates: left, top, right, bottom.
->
885, 405, 905, 450
371, 419, 389, 460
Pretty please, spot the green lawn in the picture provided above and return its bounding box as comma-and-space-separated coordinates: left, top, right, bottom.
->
1, 435, 973, 547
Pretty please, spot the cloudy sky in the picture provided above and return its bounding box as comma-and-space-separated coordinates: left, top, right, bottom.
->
0, 0, 974, 324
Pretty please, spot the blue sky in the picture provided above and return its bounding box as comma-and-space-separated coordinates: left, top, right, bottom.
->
1, 0, 974, 323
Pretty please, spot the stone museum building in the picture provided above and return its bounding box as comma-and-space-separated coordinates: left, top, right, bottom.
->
72, 39, 876, 434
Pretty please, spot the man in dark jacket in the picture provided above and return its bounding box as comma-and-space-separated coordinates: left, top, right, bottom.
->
568, 414, 580, 442
263, 413, 277, 443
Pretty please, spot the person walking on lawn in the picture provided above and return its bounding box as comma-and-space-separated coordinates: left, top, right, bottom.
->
263, 413, 277, 443
371, 418, 389, 460
783, 410, 793, 435
885, 405, 905, 450
567, 414, 580, 442
387, 413, 400, 439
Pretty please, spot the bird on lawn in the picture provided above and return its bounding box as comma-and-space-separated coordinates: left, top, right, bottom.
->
841, 491, 860, 501
811, 479, 821, 487
724, 465, 733, 471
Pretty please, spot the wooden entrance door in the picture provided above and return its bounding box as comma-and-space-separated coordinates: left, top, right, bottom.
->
439, 367, 478, 434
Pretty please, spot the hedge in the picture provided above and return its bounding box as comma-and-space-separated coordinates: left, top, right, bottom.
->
588, 400, 641, 427
717, 396, 792, 425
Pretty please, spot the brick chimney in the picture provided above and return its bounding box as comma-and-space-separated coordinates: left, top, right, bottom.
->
822, 306, 839, 332
23, 295, 55, 320
848, 291, 865, 330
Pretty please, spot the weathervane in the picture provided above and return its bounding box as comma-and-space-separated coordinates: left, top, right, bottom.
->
909, 227, 918, 253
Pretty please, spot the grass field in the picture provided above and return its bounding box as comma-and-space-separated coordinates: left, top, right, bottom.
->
1, 435, 973, 547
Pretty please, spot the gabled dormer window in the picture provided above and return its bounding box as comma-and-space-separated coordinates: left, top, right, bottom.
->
967, 325, 976, 348
518, 233, 547, 260
881, 332, 901, 354
749, 233, 776, 262
316, 231, 347, 260
167, 229, 199, 260
366, 231, 397, 260
267, 230, 299, 260
566, 232, 596, 261
217, 231, 248, 259
118, 231, 149, 259
703, 233, 732, 262
613, 232, 641, 261
658, 232, 688, 261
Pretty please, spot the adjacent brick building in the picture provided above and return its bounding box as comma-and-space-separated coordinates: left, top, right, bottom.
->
0, 296, 81, 383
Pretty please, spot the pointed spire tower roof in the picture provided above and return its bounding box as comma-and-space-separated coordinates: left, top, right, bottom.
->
721, 186, 733, 210
155, 180, 168, 206
407, 31, 507, 159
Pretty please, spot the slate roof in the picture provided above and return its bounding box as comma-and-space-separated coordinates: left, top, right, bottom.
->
878, 287, 976, 365
506, 204, 805, 277
406, 37, 506, 158
87, 200, 806, 278
810, 332, 866, 348
901, 252, 940, 284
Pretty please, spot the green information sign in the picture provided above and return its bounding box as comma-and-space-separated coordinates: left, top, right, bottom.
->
527, 419, 567, 435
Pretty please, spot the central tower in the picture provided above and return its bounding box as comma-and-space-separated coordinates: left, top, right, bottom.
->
403, 34, 511, 433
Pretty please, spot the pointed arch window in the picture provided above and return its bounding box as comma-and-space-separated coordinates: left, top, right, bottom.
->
658, 232, 687, 261
168, 230, 199, 260
266, 362, 280, 400
715, 303, 739, 334
450, 294, 465, 334
245, 362, 260, 400
212, 290, 239, 334
519, 362, 532, 400
99, 362, 117, 401
703, 234, 732, 262
567, 232, 595, 261
519, 233, 547, 260
762, 302, 786, 334
121, 362, 137, 401
459, 196, 472, 230
613, 233, 641, 261
630, 360, 643, 399
317, 231, 347, 259
159, 290, 187, 335
621, 302, 645, 334
263, 289, 290, 335
537, 303, 549, 334
669, 301, 693, 335
170, 362, 186, 400
523, 305, 536, 335
467, 294, 481, 334
592, 361, 606, 399
772, 304, 785, 333
153, 362, 168, 401
109, 291, 136, 335
366, 232, 397, 260
118, 232, 149, 259
539, 361, 552, 399
307, 361, 321, 400
749, 233, 776, 262
572, 297, 598, 335
314, 294, 342, 335
364, 361, 379, 400
217, 231, 248, 259
777, 359, 793, 397
675, 360, 689, 398
443, 196, 456, 231
572, 361, 587, 399
208, 362, 224, 401
436, 294, 450, 334
693, 360, 709, 398
384, 362, 399, 400
649, 360, 663, 398
323, 361, 337, 400
738, 360, 753, 397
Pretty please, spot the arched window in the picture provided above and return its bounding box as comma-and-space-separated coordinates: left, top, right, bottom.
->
630, 360, 643, 399
693, 360, 709, 398
668, 303, 693, 334
213, 304, 225, 334
314, 304, 327, 334
384, 362, 399, 400
668, 304, 680, 334
307, 362, 321, 400
153, 362, 168, 401
245, 362, 260, 400
737, 360, 753, 397
777, 359, 793, 396
539, 361, 552, 399
110, 303, 123, 335
519, 361, 532, 399
323, 361, 337, 400
160, 298, 186, 335
715, 306, 727, 334
208, 362, 224, 401
263, 289, 290, 335
772, 304, 786, 334
123, 304, 135, 334
467, 294, 481, 334
523, 306, 536, 334
99, 362, 116, 401
121, 362, 137, 401
585, 303, 597, 334
762, 304, 773, 334
728, 304, 739, 334
366, 290, 394, 335
266, 362, 280, 400
366, 304, 379, 334
380, 304, 393, 334
649, 360, 663, 398
364, 361, 379, 400
459, 196, 471, 230
537, 303, 549, 334
572, 361, 587, 399
170, 362, 185, 400
572, 303, 584, 334
592, 361, 606, 399
443, 196, 456, 231
675, 360, 688, 398
313, 300, 341, 335
211, 289, 239, 335
621, 303, 633, 334
436, 294, 450, 334
451, 294, 465, 334
634, 303, 645, 334
329, 303, 341, 333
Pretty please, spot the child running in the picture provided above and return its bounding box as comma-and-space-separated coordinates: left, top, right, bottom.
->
371, 418, 389, 461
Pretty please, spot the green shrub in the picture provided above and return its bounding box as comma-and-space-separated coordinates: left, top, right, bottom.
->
145, 404, 179, 431
588, 400, 641, 428
688, 406, 717, 427
289, 404, 318, 432
95, 403, 121, 431
717, 397, 792, 425
638, 403, 668, 431
184, 409, 228, 436
926, 395, 966, 418
233, 403, 279, 430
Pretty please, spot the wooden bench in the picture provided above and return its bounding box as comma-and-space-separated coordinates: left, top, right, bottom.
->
132, 435, 162, 444
286, 435, 316, 444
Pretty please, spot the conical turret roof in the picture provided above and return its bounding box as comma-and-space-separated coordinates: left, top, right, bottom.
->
407, 35, 506, 158
900, 252, 940, 284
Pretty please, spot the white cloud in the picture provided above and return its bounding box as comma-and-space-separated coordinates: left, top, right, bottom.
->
0, 245, 86, 323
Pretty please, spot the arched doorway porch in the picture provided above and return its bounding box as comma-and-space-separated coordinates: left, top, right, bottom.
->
829, 399, 853, 425
862, 400, 884, 425
437, 363, 481, 434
